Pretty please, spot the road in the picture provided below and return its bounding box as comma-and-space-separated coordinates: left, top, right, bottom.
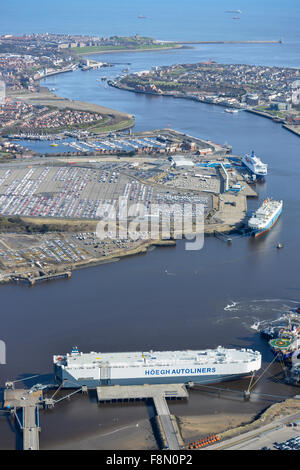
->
205, 410, 300, 450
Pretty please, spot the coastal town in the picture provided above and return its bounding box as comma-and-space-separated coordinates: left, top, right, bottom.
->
110, 61, 300, 135
0, 33, 178, 91
1, 34, 299, 153
0, 100, 105, 135
0, 33, 178, 57
0, 34, 298, 288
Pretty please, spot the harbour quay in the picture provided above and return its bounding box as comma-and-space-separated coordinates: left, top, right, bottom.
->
0, 128, 259, 286
3, 384, 43, 451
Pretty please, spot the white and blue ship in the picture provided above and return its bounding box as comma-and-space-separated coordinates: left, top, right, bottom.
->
53, 346, 261, 389
248, 198, 283, 237
242, 151, 268, 179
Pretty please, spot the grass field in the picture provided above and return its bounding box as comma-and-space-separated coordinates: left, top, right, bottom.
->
72, 43, 181, 55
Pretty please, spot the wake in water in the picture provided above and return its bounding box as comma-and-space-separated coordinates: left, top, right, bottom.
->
250, 321, 261, 331
164, 269, 176, 276
221, 298, 300, 331
224, 301, 239, 311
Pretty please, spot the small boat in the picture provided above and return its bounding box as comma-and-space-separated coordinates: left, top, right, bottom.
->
50, 143, 59, 147
225, 108, 239, 113
276, 242, 283, 249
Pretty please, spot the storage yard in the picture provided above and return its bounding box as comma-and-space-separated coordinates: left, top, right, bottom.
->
0, 164, 212, 220
0, 231, 162, 284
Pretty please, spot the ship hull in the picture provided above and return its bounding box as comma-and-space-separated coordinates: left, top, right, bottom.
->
55, 368, 255, 389
243, 164, 267, 179
270, 349, 293, 362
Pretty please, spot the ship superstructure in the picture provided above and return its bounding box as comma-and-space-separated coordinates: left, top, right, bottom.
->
248, 198, 283, 236
242, 151, 268, 179
54, 346, 261, 388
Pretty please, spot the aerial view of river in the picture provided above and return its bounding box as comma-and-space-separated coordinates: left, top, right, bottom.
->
0, 0, 300, 450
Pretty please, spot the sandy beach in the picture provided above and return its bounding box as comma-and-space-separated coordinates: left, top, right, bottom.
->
42, 418, 157, 450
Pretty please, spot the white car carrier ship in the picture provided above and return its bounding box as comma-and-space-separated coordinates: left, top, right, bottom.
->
53, 346, 262, 388
248, 198, 283, 236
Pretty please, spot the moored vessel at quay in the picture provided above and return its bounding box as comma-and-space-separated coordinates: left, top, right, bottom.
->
54, 346, 262, 388
260, 309, 300, 362
248, 198, 283, 236
225, 108, 239, 113
242, 150, 268, 179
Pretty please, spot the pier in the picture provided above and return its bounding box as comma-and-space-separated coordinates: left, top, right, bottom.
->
172, 40, 282, 45
97, 383, 188, 450
4, 385, 42, 450
2, 380, 85, 450
12, 271, 72, 286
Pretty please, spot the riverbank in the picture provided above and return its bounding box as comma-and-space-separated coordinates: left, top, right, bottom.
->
109, 82, 299, 138
109, 80, 242, 110
71, 239, 177, 272
0, 212, 249, 287
178, 396, 300, 447
7, 88, 135, 135
282, 124, 300, 137
0, 237, 177, 287
246, 110, 300, 137
0, 217, 251, 287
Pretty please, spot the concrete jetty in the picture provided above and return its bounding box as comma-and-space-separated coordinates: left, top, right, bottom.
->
12, 271, 72, 286
97, 383, 188, 449
4, 386, 42, 450
172, 40, 282, 45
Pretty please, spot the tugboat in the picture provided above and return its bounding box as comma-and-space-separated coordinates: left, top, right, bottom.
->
268, 319, 300, 361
